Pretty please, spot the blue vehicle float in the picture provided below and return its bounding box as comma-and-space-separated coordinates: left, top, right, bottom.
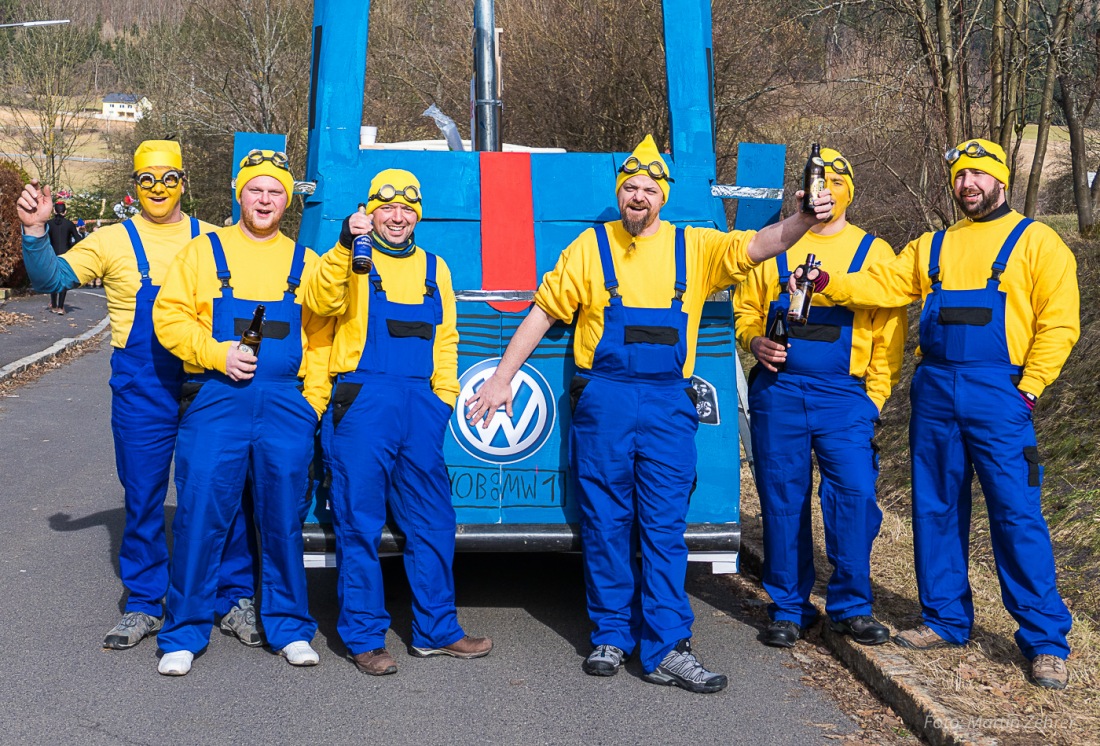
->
249, 0, 787, 572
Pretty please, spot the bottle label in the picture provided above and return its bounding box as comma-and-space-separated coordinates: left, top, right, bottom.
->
239, 343, 256, 357
788, 289, 806, 319
809, 176, 825, 200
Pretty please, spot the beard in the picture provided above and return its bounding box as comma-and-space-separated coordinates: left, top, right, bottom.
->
954, 186, 1001, 219
241, 208, 281, 239
620, 202, 656, 236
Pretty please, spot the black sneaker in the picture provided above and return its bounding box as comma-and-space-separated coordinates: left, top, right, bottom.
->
830, 615, 890, 645
643, 639, 727, 694
582, 644, 628, 676
762, 620, 803, 648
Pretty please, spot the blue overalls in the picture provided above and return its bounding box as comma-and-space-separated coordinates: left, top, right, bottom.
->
111, 219, 254, 618
570, 225, 697, 674
909, 218, 1071, 658
320, 247, 464, 655
749, 235, 882, 626
158, 234, 317, 654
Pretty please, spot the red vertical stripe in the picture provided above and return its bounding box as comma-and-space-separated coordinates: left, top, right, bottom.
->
479, 152, 536, 313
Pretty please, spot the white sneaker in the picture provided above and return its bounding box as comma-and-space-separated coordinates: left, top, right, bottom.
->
157, 650, 194, 676
279, 641, 319, 667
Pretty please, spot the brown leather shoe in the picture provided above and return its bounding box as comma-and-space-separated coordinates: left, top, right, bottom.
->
894, 624, 964, 650
410, 634, 493, 659
350, 648, 398, 675
1030, 654, 1068, 690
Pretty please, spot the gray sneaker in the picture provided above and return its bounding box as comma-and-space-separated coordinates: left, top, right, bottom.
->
103, 611, 163, 650
219, 598, 263, 647
643, 639, 728, 694
583, 644, 628, 676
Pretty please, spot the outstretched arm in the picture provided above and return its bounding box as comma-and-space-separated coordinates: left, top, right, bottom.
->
464, 305, 556, 426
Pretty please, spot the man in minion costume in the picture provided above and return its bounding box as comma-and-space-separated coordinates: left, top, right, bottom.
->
734, 147, 905, 649
302, 169, 492, 676
466, 135, 836, 693
152, 150, 335, 676
16, 141, 260, 651
799, 138, 1078, 690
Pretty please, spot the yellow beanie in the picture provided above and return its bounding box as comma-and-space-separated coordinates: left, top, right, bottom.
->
820, 147, 854, 202
616, 134, 671, 203
949, 138, 1010, 187
235, 150, 295, 203
133, 140, 182, 172
365, 168, 422, 220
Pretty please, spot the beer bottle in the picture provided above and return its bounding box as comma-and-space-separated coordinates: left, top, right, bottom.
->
787, 254, 818, 326
766, 307, 788, 373
351, 203, 372, 275
801, 143, 826, 214
239, 304, 265, 357
351, 234, 373, 275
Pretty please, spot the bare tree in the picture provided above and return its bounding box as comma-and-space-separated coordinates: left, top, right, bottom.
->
1023, 0, 1072, 217
1, 0, 99, 189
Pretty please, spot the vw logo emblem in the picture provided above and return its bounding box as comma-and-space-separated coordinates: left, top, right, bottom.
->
451, 358, 557, 465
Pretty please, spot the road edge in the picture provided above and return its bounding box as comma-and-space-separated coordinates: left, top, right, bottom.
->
0, 315, 110, 383
738, 539, 998, 746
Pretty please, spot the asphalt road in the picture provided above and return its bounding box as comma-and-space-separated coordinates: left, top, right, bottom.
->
0, 340, 860, 746
0, 288, 108, 369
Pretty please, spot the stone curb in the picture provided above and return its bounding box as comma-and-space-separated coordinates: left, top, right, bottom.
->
0, 315, 110, 383
738, 537, 998, 746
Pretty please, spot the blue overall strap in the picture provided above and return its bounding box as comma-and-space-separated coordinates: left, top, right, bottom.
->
190, 217, 201, 238
122, 219, 151, 280
594, 226, 620, 300
848, 232, 875, 273
775, 252, 790, 292
990, 217, 1033, 283
285, 242, 306, 294
423, 251, 439, 298
424, 251, 443, 323
672, 227, 686, 301
208, 233, 232, 289
928, 231, 946, 288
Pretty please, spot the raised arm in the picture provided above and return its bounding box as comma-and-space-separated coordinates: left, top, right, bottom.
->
301, 212, 372, 317
17, 180, 84, 292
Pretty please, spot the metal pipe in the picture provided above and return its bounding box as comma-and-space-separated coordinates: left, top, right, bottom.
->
473, 0, 500, 151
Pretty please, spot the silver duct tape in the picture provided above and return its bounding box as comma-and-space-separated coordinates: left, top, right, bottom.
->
710, 185, 783, 200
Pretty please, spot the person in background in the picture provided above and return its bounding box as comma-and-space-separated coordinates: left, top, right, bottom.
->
46, 200, 82, 314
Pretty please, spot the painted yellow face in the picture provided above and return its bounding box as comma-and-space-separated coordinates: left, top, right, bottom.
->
134, 165, 185, 221
825, 173, 851, 219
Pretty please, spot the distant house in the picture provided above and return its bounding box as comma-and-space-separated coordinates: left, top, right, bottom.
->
101, 94, 151, 122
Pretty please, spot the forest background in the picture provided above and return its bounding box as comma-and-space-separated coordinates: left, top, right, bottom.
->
1, 0, 1100, 739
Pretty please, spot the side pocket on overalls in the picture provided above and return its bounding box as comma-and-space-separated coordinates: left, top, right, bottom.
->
179, 381, 203, 418
331, 382, 363, 429
1023, 446, 1043, 488
569, 375, 590, 414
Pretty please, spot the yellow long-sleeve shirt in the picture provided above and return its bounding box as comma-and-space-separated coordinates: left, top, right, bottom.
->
152, 225, 335, 415
533, 220, 758, 377
823, 211, 1079, 397
60, 214, 215, 348
734, 224, 907, 410
301, 242, 460, 407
